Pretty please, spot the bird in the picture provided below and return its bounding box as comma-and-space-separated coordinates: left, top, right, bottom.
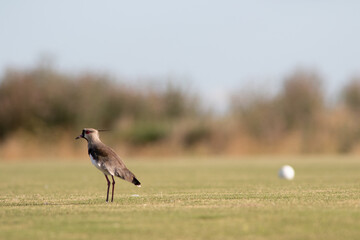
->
75, 128, 141, 202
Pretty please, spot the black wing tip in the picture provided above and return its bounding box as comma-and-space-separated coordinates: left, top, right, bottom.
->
132, 177, 141, 187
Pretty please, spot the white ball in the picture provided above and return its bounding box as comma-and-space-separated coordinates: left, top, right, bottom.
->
278, 165, 295, 180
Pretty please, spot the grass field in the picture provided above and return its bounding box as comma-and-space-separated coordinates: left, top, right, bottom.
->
0, 156, 359, 240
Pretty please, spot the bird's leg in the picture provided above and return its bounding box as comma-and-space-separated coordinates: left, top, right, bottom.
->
105, 175, 110, 202
111, 176, 115, 202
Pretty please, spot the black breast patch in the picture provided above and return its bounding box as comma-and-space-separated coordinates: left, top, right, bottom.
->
88, 148, 97, 159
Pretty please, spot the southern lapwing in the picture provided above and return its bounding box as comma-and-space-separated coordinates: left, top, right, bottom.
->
75, 128, 141, 202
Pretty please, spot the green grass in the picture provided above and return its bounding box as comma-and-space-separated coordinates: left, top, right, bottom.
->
0, 156, 359, 240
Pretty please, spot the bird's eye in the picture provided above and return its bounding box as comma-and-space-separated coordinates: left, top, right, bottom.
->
85, 130, 91, 134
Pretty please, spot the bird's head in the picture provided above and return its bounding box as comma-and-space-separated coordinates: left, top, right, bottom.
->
75, 128, 101, 142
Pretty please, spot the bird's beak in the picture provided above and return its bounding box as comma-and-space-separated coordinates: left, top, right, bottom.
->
75, 135, 83, 140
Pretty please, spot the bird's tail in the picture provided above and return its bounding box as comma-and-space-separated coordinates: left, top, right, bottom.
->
115, 168, 141, 187
132, 177, 141, 187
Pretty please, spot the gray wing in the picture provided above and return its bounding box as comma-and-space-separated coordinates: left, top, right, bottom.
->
89, 144, 140, 185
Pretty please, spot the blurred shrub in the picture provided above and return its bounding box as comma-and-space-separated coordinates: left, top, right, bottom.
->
341, 78, 360, 114
125, 121, 169, 145
230, 93, 284, 141
162, 83, 198, 118
336, 78, 360, 152
183, 124, 212, 147
279, 71, 324, 130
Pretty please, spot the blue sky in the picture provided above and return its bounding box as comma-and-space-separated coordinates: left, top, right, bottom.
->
1, 1, 360, 110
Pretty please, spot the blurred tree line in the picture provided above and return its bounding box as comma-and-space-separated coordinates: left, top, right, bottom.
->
1, 65, 360, 157
230, 71, 360, 154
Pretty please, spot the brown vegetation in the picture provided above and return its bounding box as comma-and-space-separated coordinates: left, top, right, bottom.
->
1, 65, 360, 159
